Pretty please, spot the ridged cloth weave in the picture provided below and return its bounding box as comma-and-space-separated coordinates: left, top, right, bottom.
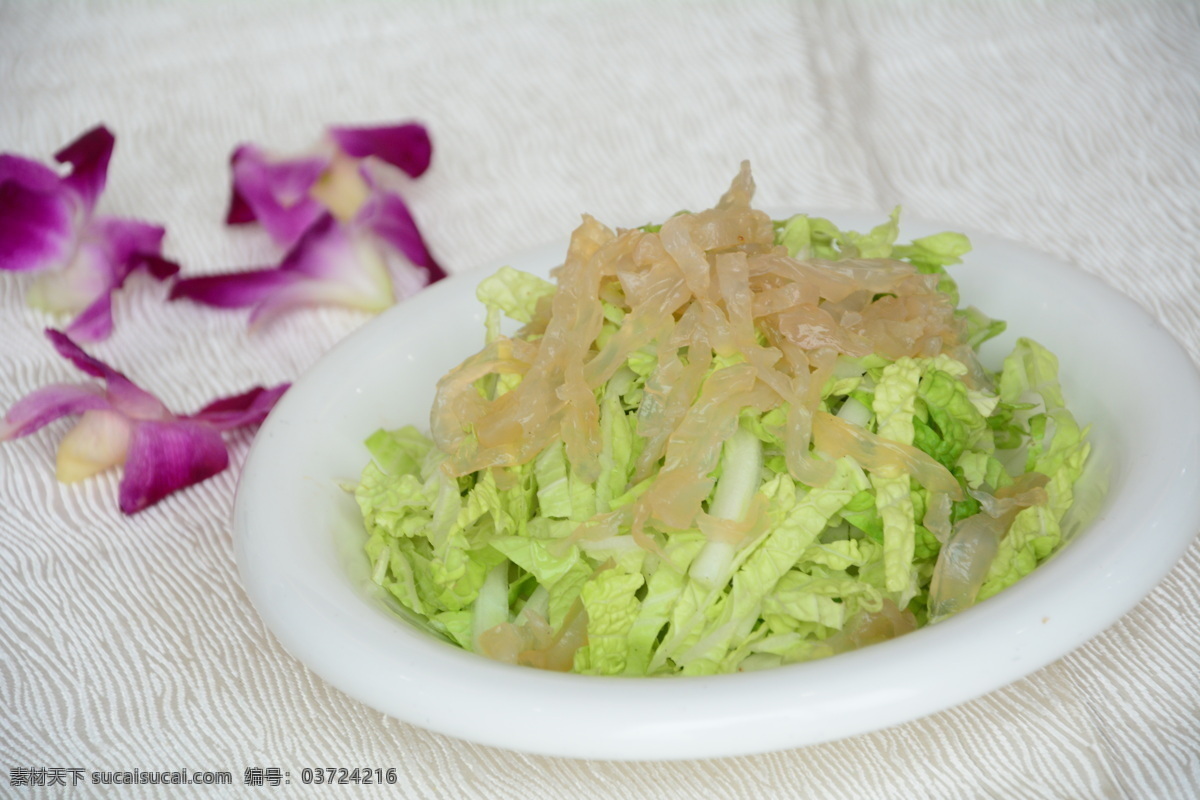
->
2, 2, 1198, 798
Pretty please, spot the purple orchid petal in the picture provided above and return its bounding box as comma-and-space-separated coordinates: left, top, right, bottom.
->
175, 177, 446, 329
29, 217, 180, 342
45, 329, 168, 419
81, 217, 178, 296
245, 212, 394, 328
179, 213, 390, 328
46, 327, 125, 379
359, 190, 446, 282
243, 276, 366, 330
138, 254, 182, 281
329, 122, 432, 178
88, 218, 180, 296
170, 268, 297, 308
225, 161, 258, 226
4, 127, 178, 340
175, 215, 386, 325
0, 153, 63, 189
0, 155, 76, 272
277, 213, 353, 278
118, 419, 230, 514
61, 255, 180, 343
225, 189, 257, 225
0, 383, 109, 440
54, 125, 115, 215
65, 293, 117, 342
3, 332, 288, 515
187, 384, 289, 431
90, 217, 168, 266
227, 144, 328, 246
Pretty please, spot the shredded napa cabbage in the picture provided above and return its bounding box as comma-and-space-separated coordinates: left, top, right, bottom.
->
354, 163, 1091, 675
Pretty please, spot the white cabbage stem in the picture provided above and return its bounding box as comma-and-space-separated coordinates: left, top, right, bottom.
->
836, 396, 873, 429
690, 427, 762, 588
471, 562, 511, 652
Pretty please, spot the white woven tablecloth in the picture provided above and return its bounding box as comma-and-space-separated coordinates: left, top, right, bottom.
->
3, 2, 1198, 797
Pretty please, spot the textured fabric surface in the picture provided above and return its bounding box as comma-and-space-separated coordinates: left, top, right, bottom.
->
2, 1, 1199, 797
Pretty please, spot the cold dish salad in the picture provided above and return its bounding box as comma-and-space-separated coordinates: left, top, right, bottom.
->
353, 164, 1090, 676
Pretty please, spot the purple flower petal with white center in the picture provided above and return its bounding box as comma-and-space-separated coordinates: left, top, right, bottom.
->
0, 126, 114, 272
225, 144, 327, 244
65, 217, 182, 342
173, 213, 394, 330
0, 330, 289, 515
119, 419, 230, 514
328, 122, 432, 178
29, 217, 182, 342
63, 249, 181, 342
0, 155, 75, 271
46, 328, 168, 418
0, 383, 109, 440
1, 126, 180, 340
172, 184, 443, 328
359, 190, 446, 282
225, 121, 433, 247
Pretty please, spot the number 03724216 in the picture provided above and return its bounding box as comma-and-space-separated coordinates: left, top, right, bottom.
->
299, 768, 398, 785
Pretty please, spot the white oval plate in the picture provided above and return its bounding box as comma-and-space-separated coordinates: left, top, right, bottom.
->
233, 211, 1200, 761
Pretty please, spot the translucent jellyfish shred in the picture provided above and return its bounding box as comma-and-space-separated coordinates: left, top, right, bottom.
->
813, 410, 963, 499
430, 162, 969, 516
717, 160, 757, 210
634, 310, 712, 483
645, 363, 758, 529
